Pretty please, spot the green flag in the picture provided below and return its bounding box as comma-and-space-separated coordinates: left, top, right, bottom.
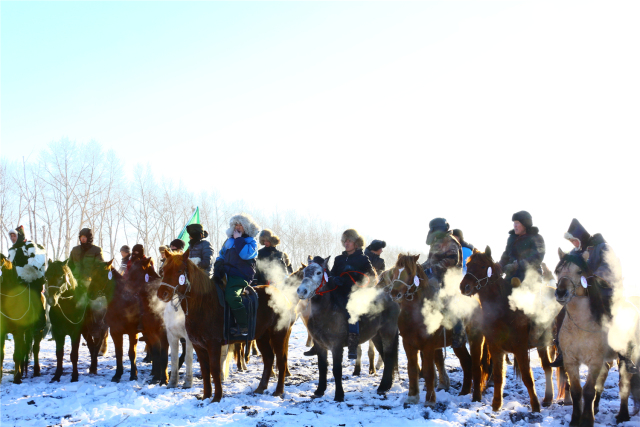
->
177, 207, 200, 250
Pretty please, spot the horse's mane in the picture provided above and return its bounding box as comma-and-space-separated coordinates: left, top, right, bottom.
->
164, 251, 213, 313
61, 262, 78, 291
394, 254, 428, 284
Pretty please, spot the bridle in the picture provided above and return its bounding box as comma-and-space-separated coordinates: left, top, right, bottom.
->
462, 265, 495, 295
46, 273, 88, 325
383, 267, 421, 302
159, 266, 191, 314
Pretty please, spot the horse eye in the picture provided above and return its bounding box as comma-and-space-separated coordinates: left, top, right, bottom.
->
316, 271, 321, 275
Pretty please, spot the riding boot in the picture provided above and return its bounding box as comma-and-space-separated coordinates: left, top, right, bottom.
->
347, 333, 359, 360
304, 345, 319, 357
230, 307, 249, 336
618, 354, 639, 375
550, 340, 564, 368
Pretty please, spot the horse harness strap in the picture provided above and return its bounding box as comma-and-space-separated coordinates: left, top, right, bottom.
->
384, 269, 421, 301
161, 267, 192, 315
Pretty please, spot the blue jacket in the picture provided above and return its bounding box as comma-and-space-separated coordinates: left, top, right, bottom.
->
188, 239, 215, 278
216, 236, 258, 282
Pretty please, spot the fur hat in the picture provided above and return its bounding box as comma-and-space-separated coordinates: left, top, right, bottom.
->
120, 245, 130, 253
170, 239, 186, 250
259, 229, 281, 246
367, 240, 386, 252
341, 229, 365, 249
8, 228, 18, 237
186, 223, 208, 240
79, 228, 93, 244
452, 229, 464, 241
426, 218, 450, 245
512, 211, 533, 229
131, 244, 144, 257
226, 213, 260, 238
159, 245, 169, 253
564, 218, 591, 250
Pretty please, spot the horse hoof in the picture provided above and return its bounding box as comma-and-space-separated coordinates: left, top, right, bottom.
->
615, 413, 630, 424
130, 376, 139, 382
272, 390, 284, 398
353, 370, 361, 377
436, 385, 449, 392
542, 399, 552, 407
167, 383, 177, 389
404, 395, 420, 405
50, 377, 61, 383
312, 391, 325, 399
33, 372, 41, 378
111, 376, 121, 383
182, 383, 192, 389
13, 378, 22, 385
71, 376, 79, 383
196, 394, 206, 401
334, 395, 344, 402
254, 388, 266, 395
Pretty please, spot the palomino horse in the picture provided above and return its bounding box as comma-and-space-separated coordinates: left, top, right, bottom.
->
296, 256, 399, 402
44, 259, 90, 382
89, 258, 169, 384
157, 250, 294, 402
0, 255, 45, 383
387, 254, 487, 406
460, 247, 560, 412
555, 248, 640, 426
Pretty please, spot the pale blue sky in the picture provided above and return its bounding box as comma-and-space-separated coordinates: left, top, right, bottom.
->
2, 2, 639, 291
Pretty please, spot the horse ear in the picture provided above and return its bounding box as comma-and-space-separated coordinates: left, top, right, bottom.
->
558, 248, 565, 260
48, 258, 53, 265
397, 253, 403, 261
413, 255, 420, 263
323, 256, 331, 270
301, 262, 307, 268
484, 246, 492, 259
142, 257, 152, 269
163, 248, 171, 259
307, 255, 313, 264
582, 251, 590, 262
183, 249, 190, 263
106, 259, 114, 269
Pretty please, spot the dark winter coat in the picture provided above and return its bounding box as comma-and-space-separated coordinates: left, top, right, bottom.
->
364, 248, 386, 275
571, 234, 622, 287
216, 235, 258, 282
498, 227, 545, 281
188, 238, 215, 278
330, 249, 376, 290
422, 232, 462, 282
69, 243, 104, 283
255, 246, 293, 285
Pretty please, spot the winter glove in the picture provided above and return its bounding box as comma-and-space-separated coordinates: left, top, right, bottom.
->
504, 262, 518, 275
328, 276, 344, 288
213, 260, 225, 281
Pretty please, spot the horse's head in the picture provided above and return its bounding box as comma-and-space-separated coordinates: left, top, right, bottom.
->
460, 246, 497, 296
88, 259, 117, 300
386, 254, 423, 301
297, 256, 330, 300
157, 249, 191, 303
284, 262, 307, 295
128, 256, 160, 288
44, 258, 77, 307
554, 248, 590, 304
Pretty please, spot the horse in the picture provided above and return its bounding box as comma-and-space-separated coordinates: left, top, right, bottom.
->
296, 256, 399, 402
386, 254, 487, 406
0, 255, 45, 383
460, 247, 561, 412
156, 249, 294, 402
44, 259, 91, 382
163, 294, 194, 388
555, 248, 640, 426
89, 257, 169, 384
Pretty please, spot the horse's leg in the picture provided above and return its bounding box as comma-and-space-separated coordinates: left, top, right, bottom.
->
184, 338, 193, 388
220, 344, 229, 382
368, 339, 376, 375
51, 333, 65, 382
255, 335, 275, 394
167, 333, 179, 388
12, 331, 25, 384
488, 344, 505, 412
403, 342, 420, 404
194, 346, 211, 400
353, 345, 362, 376
616, 360, 632, 424
32, 329, 42, 377
514, 348, 541, 413
579, 362, 602, 427
469, 334, 484, 402
208, 342, 223, 403
128, 333, 138, 381
593, 362, 610, 415
422, 346, 437, 406
0, 333, 4, 380
178, 338, 186, 370
453, 345, 473, 395
313, 347, 328, 398
269, 330, 287, 397
70, 334, 81, 382
283, 325, 293, 378
332, 345, 345, 402
435, 347, 451, 391
537, 346, 554, 407
111, 332, 124, 382
22, 329, 33, 377
565, 361, 583, 427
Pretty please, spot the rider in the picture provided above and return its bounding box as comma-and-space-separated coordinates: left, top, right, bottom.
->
213, 213, 260, 336
7, 225, 47, 329
255, 229, 292, 286
422, 218, 461, 289
364, 239, 386, 275
185, 224, 215, 278
170, 238, 186, 252
498, 211, 546, 285
69, 228, 104, 287
118, 245, 130, 275
452, 229, 474, 275
550, 218, 637, 373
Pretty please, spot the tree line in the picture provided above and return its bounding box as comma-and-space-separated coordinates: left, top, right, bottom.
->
1, 139, 419, 270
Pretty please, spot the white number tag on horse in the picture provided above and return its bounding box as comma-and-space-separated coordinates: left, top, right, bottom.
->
324, 272, 329, 282
581, 276, 588, 288
179, 275, 186, 285
108, 271, 113, 280
413, 276, 420, 287
487, 267, 492, 278
145, 274, 149, 283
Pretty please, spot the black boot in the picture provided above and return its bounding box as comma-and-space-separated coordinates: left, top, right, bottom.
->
347, 333, 359, 360
619, 354, 639, 375
230, 307, 249, 336
304, 345, 319, 357
550, 340, 564, 368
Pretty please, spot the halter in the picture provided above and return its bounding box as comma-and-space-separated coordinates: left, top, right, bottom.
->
383, 267, 421, 301
556, 254, 596, 300
159, 267, 191, 314
46, 274, 88, 325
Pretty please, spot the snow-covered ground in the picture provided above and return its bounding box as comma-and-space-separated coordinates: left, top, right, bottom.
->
1, 319, 638, 427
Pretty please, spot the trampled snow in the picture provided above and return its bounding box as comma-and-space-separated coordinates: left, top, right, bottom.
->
1, 320, 638, 426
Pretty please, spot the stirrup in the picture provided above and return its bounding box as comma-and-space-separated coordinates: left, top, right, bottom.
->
619, 355, 639, 375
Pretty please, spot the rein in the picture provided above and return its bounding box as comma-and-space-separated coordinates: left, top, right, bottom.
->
47, 275, 88, 325
313, 270, 371, 296
383, 267, 421, 301
0, 282, 33, 321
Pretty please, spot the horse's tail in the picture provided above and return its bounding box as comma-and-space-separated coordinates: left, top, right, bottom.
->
390, 330, 399, 380
556, 366, 567, 401
513, 356, 521, 383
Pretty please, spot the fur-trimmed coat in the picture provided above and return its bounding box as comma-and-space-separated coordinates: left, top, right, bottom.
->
8, 239, 46, 284
216, 213, 260, 282
498, 227, 545, 281
422, 232, 462, 282
69, 244, 104, 283
571, 233, 622, 287
330, 249, 376, 289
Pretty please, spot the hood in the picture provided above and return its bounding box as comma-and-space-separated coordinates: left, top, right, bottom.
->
226, 213, 260, 238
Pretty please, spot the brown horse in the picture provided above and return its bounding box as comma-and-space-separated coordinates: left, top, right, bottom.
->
555, 248, 640, 426
460, 247, 560, 412
386, 254, 487, 406
89, 257, 169, 384
157, 250, 294, 402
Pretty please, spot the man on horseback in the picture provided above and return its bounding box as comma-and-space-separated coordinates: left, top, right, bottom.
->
364, 239, 386, 275
214, 214, 260, 336
498, 211, 545, 284
422, 218, 461, 289
118, 245, 130, 275
255, 229, 292, 286
185, 224, 214, 278
550, 218, 637, 373
69, 228, 104, 288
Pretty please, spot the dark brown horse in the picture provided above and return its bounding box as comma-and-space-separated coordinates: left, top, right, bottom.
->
460, 247, 561, 412
157, 250, 294, 402
387, 254, 487, 406
89, 257, 168, 384
0, 255, 45, 383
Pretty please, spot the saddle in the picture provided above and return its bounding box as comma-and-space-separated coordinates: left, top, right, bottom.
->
214, 277, 259, 343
